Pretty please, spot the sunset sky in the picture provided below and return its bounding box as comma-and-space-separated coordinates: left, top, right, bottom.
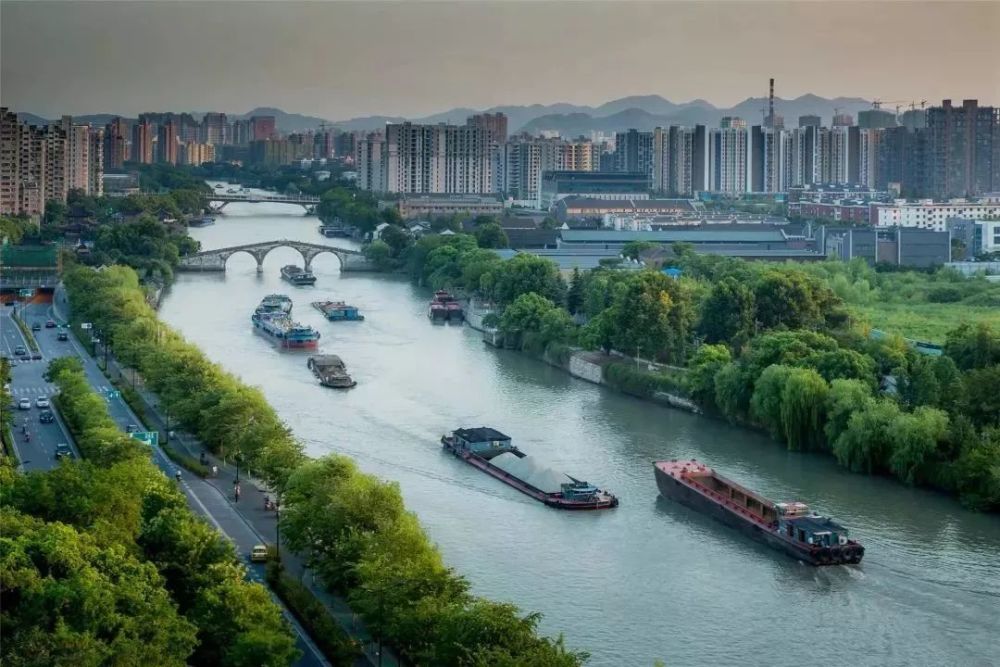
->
2, 1, 998, 120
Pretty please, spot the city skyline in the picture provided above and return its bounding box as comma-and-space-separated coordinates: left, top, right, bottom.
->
2, 1, 998, 121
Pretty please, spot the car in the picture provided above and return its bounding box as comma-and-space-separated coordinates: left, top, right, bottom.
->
250, 545, 269, 563
18, 398, 31, 410
54, 443, 74, 460
4, 301, 14, 307
31, 352, 42, 360
125, 424, 139, 434
45, 320, 56, 328
14, 346, 27, 356
57, 332, 68, 341
31, 323, 41, 332
35, 396, 50, 408
39, 410, 54, 423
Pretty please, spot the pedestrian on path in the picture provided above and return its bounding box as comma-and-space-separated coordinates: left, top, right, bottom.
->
211, 464, 218, 477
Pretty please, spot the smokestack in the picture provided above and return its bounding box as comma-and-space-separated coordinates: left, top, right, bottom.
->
768, 78, 775, 128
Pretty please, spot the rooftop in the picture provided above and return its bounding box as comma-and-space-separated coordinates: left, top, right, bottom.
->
560, 228, 788, 243
454, 427, 511, 443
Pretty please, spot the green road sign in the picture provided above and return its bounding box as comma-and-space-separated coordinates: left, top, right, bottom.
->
130, 431, 159, 446
18, 289, 34, 298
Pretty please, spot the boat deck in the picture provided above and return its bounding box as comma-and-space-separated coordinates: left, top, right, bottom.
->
655, 460, 774, 528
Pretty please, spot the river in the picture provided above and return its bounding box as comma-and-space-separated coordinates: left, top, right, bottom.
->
158, 190, 1000, 667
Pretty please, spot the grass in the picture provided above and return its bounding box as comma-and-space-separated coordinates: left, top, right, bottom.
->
852, 302, 1000, 344
12, 313, 40, 352
162, 442, 210, 478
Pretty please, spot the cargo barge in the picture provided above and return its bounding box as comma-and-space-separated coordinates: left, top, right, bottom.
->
312, 300, 364, 321
308, 355, 356, 388
281, 264, 317, 286
442, 428, 618, 510
429, 290, 463, 322
654, 460, 863, 565
251, 298, 320, 350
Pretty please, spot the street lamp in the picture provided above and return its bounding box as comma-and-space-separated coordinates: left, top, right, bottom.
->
275, 494, 281, 562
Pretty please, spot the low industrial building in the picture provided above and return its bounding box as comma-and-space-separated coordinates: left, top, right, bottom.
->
393, 194, 505, 219
553, 196, 698, 223
821, 226, 952, 267
539, 171, 649, 210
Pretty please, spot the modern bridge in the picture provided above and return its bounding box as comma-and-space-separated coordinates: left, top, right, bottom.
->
176, 239, 374, 273
207, 192, 322, 214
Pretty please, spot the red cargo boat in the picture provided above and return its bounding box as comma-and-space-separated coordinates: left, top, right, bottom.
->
443, 428, 618, 510
654, 459, 863, 565
428, 290, 463, 322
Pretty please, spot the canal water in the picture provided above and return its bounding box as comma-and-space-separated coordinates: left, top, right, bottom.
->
159, 192, 1000, 667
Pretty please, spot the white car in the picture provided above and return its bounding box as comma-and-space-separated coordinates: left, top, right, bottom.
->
18, 398, 31, 410
35, 396, 50, 408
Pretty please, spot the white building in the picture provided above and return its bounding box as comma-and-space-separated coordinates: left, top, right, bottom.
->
872, 199, 1000, 231
708, 127, 748, 194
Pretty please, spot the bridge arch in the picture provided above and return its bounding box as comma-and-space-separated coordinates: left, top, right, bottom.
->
178, 240, 372, 274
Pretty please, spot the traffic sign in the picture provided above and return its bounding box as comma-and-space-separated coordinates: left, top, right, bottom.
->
130, 431, 159, 446
18, 289, 35, 298
81, 322, 93, 330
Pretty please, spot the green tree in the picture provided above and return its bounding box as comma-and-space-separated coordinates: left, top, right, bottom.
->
962, 365, 1000, 428
686, 344, 732, 411
753, 270, 821, 331
944, 322, 1000, 370
475, 222, 509, 249
621, 240, 657, 260
363, 239, 393, 271
0, 508, 197, 667
698, 277, 755, 348
566, 268, 584, 315
482, 253, 565, 307
824, 379, 874, 446
780, 367, 829, 451
380, 224, 413, 258
833, 399, 901, 474
888, 407, 950, 485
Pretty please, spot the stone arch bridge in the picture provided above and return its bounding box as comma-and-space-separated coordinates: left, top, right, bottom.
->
177, 240, 374, 273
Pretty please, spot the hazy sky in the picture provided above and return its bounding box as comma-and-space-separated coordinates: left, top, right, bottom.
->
2, 1, 998, 120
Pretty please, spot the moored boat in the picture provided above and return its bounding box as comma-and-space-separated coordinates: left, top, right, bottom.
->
653, 460, 864, 566
281, 265, 317, 286
251, 298, 320, 350
189, 215, 216, 227
442, 428, 618, 510
429, 290, 463, 322
312, 300, 364, 321
308, 355, 356, 388
319, 224, 350, 238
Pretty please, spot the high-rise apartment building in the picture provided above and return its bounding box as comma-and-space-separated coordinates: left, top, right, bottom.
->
19, 124, 48, 216
858, 129, 881, 188
131, 120, 154, 164
858, 109, 897, 129
613, 129, 654, 179
201, 112, 227, 145
926, 99, 999, 197
156, 122, 179, 164
708, 125, 748, 194
230, 119, 251, 146
380, 122, 496, 194
500, 135, 600, 202
104, 118, 130, 170
62, 117, 92, 194
467, 113, 508, 143
355, 132, 386, 192
42, 124, 68, 205
180, 141, 216, 166
88, 126, 104, 196
652, 126, 695, 196
832, 113, 854, 127
720, 117, 747, 130
250, 116, 277, 141
0, 108, 20, 215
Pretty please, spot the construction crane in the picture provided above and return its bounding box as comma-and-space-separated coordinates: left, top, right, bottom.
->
872, 99, 909, 111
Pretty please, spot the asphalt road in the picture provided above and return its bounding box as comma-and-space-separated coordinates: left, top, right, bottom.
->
6, 298, 328, 667
2, 305, 80, 470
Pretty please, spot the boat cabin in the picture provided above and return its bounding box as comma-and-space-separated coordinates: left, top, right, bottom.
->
451, 427, 517, 459
776, 503, 850, 547
560, 478, 600, 500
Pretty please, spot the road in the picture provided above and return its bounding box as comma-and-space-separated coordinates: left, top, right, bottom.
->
2, 305, 81, 470
6, 298, 328, 667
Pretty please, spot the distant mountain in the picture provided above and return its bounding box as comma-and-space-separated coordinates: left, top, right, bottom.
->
230, 107, 333, 133
332, 94, 873, 135
15, 112, 126, 127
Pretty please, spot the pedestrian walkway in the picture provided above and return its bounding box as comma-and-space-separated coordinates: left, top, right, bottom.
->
102, 355, 401, 667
